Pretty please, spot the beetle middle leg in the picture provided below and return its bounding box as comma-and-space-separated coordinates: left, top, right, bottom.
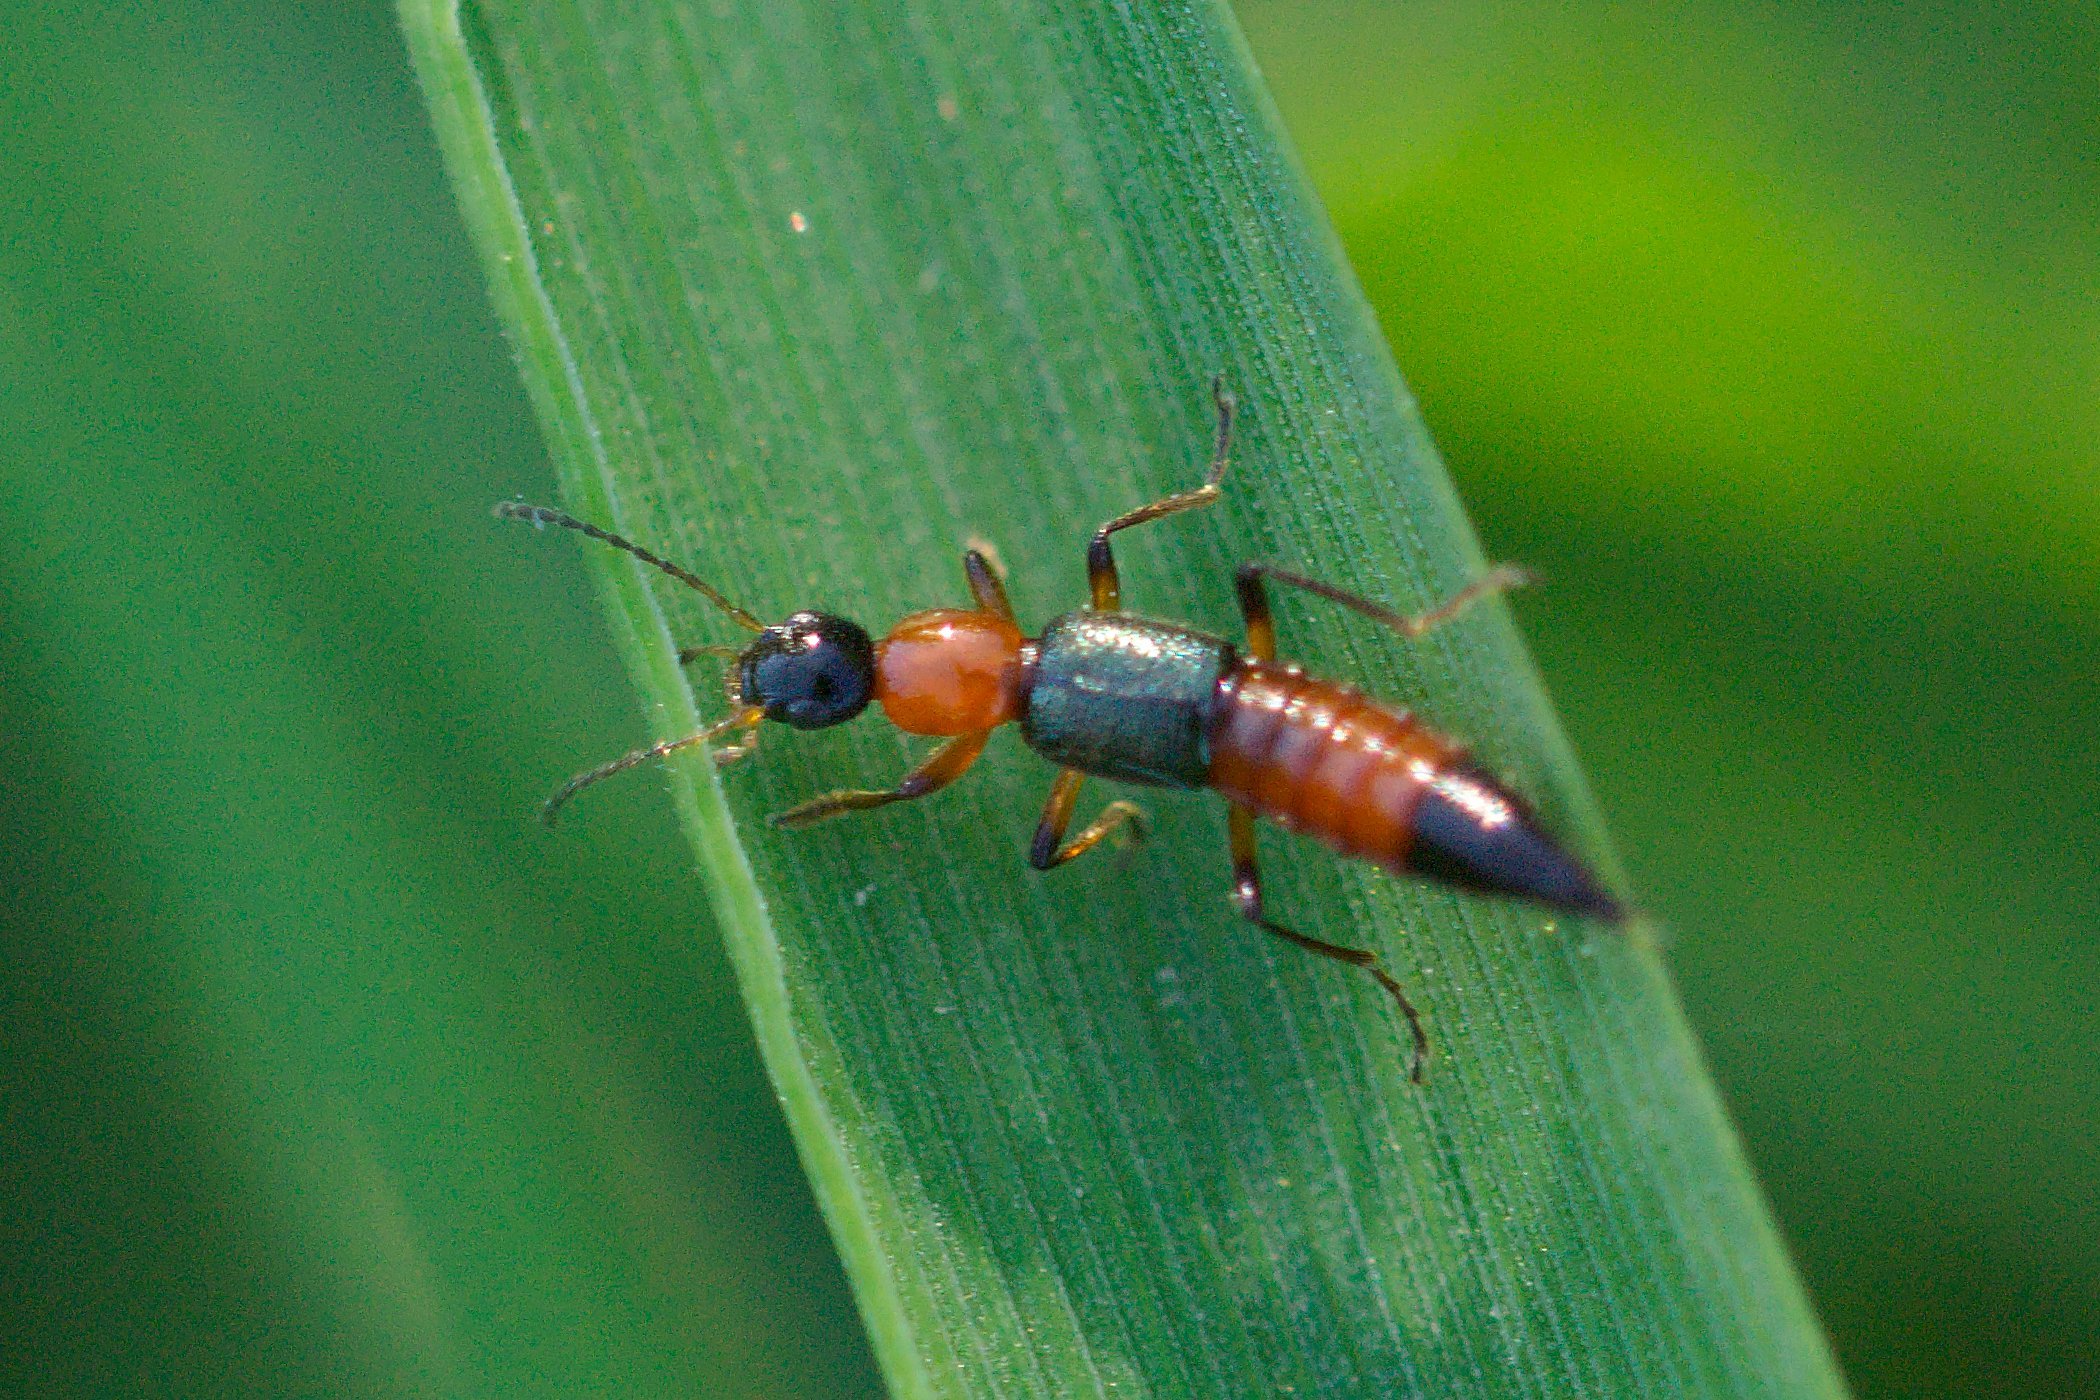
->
1085, 377, 1236, 611
1029, 767, 1146, 869
770, 730, 990, 828
1229, 806, 1430, 1083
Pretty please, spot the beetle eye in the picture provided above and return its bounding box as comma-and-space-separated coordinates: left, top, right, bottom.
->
739, 611, 875, 729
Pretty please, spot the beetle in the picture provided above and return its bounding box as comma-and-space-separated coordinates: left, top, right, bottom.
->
500, 381, 1622, 1079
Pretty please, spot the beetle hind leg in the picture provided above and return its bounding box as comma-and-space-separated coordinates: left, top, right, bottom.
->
1235, 561, 1532, 652
1228, 805, 1429, 1083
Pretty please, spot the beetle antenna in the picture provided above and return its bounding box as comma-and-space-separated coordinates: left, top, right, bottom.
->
496, 501, 765, 633
542, 707, 765, 825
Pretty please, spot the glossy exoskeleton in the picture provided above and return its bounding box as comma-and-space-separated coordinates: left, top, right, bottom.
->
500, 383, 1622, 1080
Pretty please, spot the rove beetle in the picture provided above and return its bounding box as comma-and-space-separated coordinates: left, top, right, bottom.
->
500, 381, 1623, 1080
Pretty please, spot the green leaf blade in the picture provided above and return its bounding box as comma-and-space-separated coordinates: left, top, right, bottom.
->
404, 1, 1849, 1395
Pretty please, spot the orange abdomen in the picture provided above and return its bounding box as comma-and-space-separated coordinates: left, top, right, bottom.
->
1207, 661, 1455, 871
1207, 659, 1624, 919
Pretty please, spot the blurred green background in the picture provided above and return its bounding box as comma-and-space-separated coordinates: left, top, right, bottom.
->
2, 1, 2091, 1397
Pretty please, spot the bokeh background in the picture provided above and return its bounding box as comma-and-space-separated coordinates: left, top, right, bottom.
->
3, 2, 2091, 1397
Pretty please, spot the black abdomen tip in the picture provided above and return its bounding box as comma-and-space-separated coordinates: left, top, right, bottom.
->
1409, 767, 1624, 922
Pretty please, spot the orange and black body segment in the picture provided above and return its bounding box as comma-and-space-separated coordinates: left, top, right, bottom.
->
1016, 611, 1617, 922
504, 379, 1622, 1082
1207, 662, 1621, 921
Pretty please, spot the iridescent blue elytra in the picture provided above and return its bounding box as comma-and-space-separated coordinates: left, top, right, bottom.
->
1021, 612, 1234, 788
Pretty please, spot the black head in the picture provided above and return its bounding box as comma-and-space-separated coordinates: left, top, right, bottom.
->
738, 611, 875, 730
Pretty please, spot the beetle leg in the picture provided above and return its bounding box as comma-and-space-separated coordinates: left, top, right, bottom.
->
680, 661, 759, 767
964, 547, 1016, 623
770, 730, 989, 828
1228, 804, 1429, 1083
1235, 561, 1532, 648
1231, 560, 1280, 662
1029, 767, 1147, 869
1085, 377, 1236, 611
711, 727, 760, 768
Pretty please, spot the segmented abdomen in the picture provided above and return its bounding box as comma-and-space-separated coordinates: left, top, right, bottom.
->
1206, 659, 1623, 919
1207, 660, 1454, 870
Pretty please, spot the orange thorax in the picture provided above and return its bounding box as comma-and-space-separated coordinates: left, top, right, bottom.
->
875, 609, 1026, 735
